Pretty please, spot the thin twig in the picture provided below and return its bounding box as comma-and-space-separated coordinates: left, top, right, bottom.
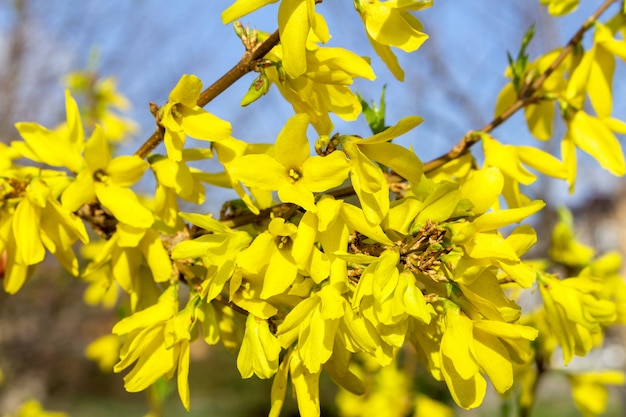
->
134, 29, 280, 159
422, 0, 618, 173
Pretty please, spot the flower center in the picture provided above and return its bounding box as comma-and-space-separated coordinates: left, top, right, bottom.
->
93, 169, 109, 182
288, 168, 302, 183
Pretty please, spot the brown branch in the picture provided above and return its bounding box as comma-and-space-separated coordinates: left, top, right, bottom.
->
422, 0, 619, 173
134, 29, 281, 159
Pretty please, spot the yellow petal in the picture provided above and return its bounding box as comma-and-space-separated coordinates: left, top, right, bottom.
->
363, 4, 428, 52
95, 183, 154, 228
261, 249, 298, 299
474, 200, 545, 232
340, 202, 393, 245
139, 229, 172, 282
290, 351, 321, 417
269, 349, 292, 417
179, 105, 232, 141
588, 47, 614, 118
275, 113, 310, 169
177, 340, 191, 411
301, 151, 350, 192
12, 198, 44, 265
169, 74, 202, 106
362, 115, 423, 144
84, 125, 111, 172
367, 34, 404, 81
278, 182, 317, 212
221, 0, 277, 23
360, 142, 423, 185
278, 0, 309, 78
229, 154, 286, 190
570, 111, 626, 176
441, 311, 478, 380
494, 82, 516, 118
516, 146, 568, 179
524, 99, 554, 140
459, 167, 503, 214
441, 352, 486, 409
473, 329, 514, 393
107, 156, 149, 187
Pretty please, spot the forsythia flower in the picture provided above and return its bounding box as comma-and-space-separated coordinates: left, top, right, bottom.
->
14, 90, 153, 228
0, 172, 88, 293
159, 74, 231, 161
113, 284, 196, 411
236, 217, 302, 300
277, 285, 347, 373
85, 334, 121, 372
222, 0, 330, 78
269, 348, 322, 417
198, 136, 274, 215
354, 0, 431, 81
265, 41, 376, 136
65, 71, 139, 141
439, 307, 538, 409
237, 314, 282, 379
480, 133, 567, 207
341, 115, 423, 225
61, 125, 153, 228
150, 148, 213, 206
567, 370, 625, 417
229, 113, 350, 212
539, 273, 617, 364
171, 212, 252, 302
83, 224, 172, 300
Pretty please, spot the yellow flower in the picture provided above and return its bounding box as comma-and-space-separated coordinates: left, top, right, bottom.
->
65, 71, 139, 142
83, 224, 172, 300
198, 136, 274, 215
159, 74, 231, 161
265, 42, 376, 135
354, 0, 431, 81
277, 285, 347, 373
13, 91, 152, 229
151, 148, 213, 204
236, 217, 301, 300
539, 273, 617, 364
237, 314, 282, 379
113, 284, 196, 411
229, 114, 350, 212
568, 370, 625, 417
171, 212, 252, 301
269, 347, 322, 417
1, 173, 88, 294
440, 307, 537, 409
222, 0, 330, 78
61, 125, 153, 228
341, 115, 423, 225
13, 90, 86, 173
85, 334, 121, 372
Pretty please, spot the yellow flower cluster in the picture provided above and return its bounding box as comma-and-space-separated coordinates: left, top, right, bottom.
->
2, 2, 626, 417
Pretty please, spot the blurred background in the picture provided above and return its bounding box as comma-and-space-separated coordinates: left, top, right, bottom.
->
0, 0, 625, 416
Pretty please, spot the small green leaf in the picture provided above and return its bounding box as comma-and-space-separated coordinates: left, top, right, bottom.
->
357, 86, 388, 135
